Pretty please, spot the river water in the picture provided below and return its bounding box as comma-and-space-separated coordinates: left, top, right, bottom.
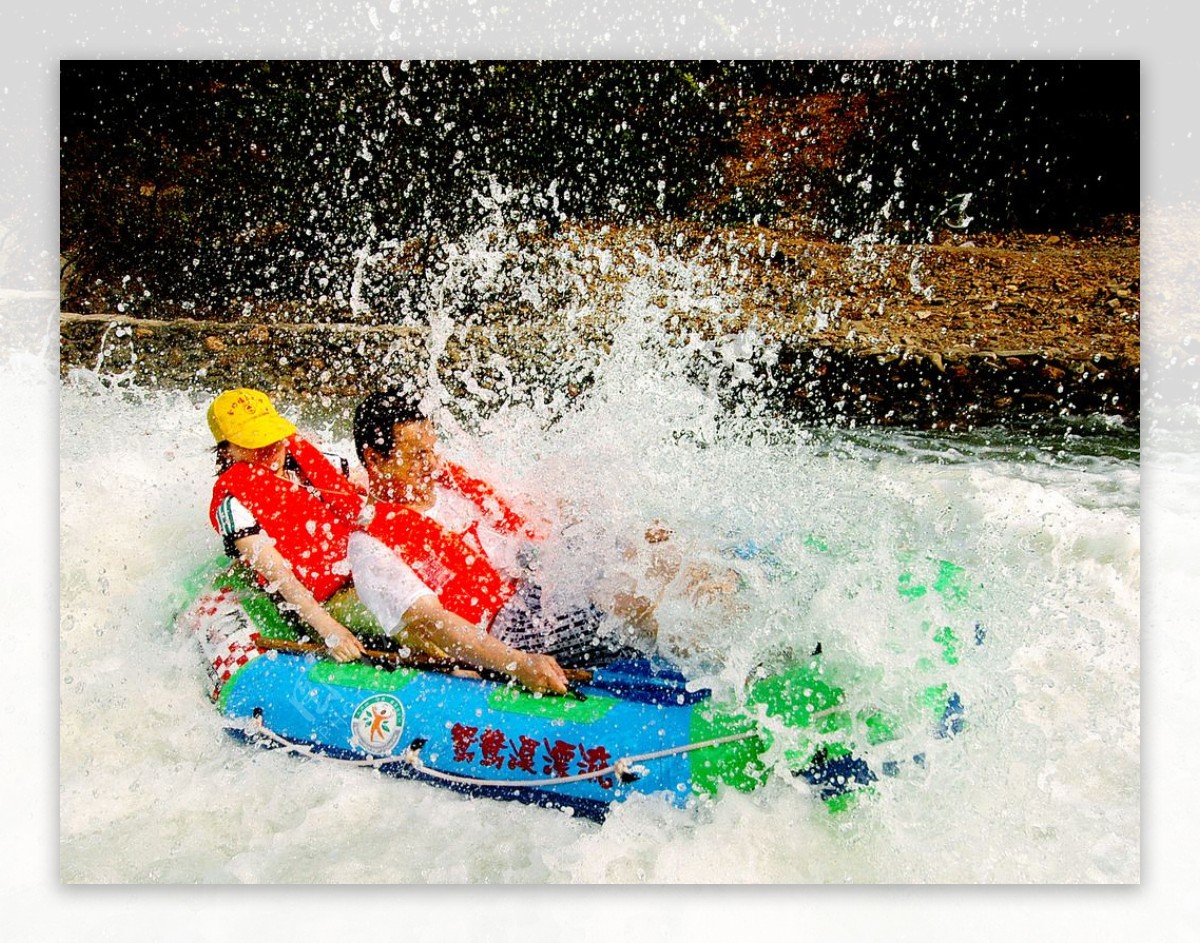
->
52, 271, 1143, 892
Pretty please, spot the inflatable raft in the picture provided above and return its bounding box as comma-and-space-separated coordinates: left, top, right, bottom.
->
175, 555, 970, 821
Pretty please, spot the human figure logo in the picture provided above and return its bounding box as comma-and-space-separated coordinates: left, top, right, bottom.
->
350, 694, 405, 755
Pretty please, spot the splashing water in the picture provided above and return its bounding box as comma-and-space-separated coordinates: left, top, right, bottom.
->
57, 244, 1139, 882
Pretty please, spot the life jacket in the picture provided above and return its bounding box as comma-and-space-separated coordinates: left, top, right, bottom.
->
362, 463, 536, 627
209, 435, 365, 602
437, 462, 544, 540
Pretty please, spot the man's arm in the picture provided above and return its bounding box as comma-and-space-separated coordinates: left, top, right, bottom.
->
400, 595, 569, 695
347, 529, 566, 693
232, 532, 366, 662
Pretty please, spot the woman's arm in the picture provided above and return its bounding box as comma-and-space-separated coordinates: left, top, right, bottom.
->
232, 532, 366, 663
400, 595, 569, 695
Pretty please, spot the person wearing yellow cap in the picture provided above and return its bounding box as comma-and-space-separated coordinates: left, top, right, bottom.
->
206, 388, 370, 662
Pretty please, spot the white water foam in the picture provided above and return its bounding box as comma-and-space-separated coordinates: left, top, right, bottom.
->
57, 279, 1139, 884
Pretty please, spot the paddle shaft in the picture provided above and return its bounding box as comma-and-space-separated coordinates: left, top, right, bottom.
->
252, 635, 593, 684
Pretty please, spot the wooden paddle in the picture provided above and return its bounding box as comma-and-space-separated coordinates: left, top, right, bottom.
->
252, 634, 593, 687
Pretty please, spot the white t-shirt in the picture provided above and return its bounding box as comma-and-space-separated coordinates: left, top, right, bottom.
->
347, 485, 526, 634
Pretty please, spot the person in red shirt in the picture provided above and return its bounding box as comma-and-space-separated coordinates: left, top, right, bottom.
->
207, 387, 368, 663
348, 390, 660, 694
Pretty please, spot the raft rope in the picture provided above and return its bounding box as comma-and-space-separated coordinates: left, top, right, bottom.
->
238, 712, 761, 788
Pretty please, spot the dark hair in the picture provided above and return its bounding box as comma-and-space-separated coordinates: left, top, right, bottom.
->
213, 441, 234, 476
353, 390, 427, 463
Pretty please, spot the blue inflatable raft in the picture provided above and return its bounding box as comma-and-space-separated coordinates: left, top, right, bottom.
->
176, 556, 968, 821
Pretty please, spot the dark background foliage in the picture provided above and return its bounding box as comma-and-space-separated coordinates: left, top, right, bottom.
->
60, 60, 1139, 315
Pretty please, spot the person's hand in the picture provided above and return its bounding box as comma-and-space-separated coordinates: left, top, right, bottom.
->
645, 544, 682, 582
509, 652, 569, 695
645, 522, 674, 544
611, 591, 659, 642
685, 564, 742, 605
323, 625, 366, 663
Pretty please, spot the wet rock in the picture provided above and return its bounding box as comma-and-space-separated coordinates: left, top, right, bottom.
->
58, 220, 1139, 432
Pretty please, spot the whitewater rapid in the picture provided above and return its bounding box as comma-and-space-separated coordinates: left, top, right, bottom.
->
56, 337, 1140, 884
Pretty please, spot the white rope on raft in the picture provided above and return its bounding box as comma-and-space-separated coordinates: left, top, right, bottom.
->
237, 715, 762, 788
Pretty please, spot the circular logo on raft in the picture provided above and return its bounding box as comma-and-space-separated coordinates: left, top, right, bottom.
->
350, 694, 406, 756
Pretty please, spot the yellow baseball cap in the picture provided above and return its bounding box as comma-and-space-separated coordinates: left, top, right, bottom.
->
207, 388, 297, 448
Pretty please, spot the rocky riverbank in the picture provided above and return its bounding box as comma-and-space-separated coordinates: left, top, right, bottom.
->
59, 219, 1139, 431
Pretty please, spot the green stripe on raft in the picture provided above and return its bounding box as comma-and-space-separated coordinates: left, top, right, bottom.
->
487, 686, 619, 723
309, 662, 421, 692
686, 655, 880, 796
